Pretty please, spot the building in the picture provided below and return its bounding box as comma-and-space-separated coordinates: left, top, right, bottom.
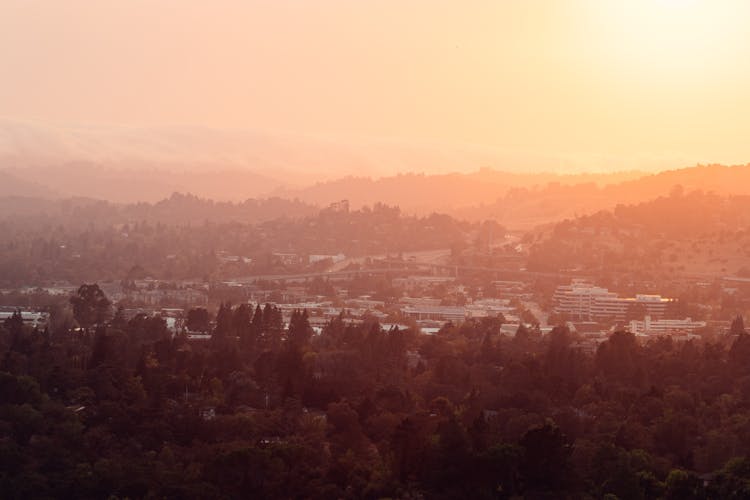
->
466, 298, 514, 318
553, 280, 671, 320
401, 305, 467, 322
629, 316, 707, 336
401, 300, 511, 323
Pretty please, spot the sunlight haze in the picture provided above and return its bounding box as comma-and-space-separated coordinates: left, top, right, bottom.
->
7, 3, 750, 496
2, 0, 750, 174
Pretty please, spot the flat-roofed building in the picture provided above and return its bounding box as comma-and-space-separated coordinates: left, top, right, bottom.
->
629, 316, 706, 336
554, 281, 671, 320
401, 305, 466, 322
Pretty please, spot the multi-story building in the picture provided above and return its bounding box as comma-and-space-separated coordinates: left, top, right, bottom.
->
553, 280, 671, 320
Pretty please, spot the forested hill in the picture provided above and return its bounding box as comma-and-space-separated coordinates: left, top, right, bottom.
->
276, 163, 750, 228
526, 191, 750, 278
274, 169, 645, 214
0, 193, 317, 227
6, 163, 750, 229
458, 164, 750, 227
0, 202, 473, 286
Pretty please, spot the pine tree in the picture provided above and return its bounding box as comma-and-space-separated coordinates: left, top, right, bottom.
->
287, 309, 312, 348
214, 303, 233, 339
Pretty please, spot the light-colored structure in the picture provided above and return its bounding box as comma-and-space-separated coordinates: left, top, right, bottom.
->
629, 316, 706, 336
553, 280, 671, 320
0, 311, 49, 329
401, 299, 512, 323
401, 305, 466, 322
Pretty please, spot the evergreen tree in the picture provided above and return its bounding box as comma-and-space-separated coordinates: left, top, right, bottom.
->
70, 283, 111, 333
186, 307, 210, 332
233, 303, 253, 342
287, 309, 312, 348
214, 303, 233, 339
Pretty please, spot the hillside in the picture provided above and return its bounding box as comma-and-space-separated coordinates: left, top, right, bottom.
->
3, 164, 286, 203
526, 190, 750, 279
459, 164, 750, 228
275, 169, 646, 213
0, 193, 317, 227
5, 160, 750, 230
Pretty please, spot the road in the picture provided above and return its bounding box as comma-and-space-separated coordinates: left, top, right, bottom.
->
327, 248, 452, 272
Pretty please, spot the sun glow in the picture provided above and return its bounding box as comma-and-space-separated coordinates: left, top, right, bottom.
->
589, 0, 749, 79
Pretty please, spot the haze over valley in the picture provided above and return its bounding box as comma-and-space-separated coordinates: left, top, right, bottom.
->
6, 1, 750, 498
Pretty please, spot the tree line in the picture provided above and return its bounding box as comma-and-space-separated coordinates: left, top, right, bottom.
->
3, 285, 750, 497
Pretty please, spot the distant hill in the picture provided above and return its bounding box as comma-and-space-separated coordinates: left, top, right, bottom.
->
0, 119, 569, 198
0, 193, 317, 227
276, 169, 646, 213
526, 190, 750, 279
457, 164, 750, 228
3, 163, 286, 203
6, 163, 750, 229
280, 163, 750, 228
3, 117, 750, 225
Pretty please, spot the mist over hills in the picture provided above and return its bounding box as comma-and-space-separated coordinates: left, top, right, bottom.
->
3, 119, 750, 229
275, 169, 647, 213
0, 119, 665, 207
0, 119, 533, 200
272, 163, 750, 227
3, 162, 750, 230
2, 164, 285, 204
455, 163, 750, 227
0, 193, 317, 227
0, 119, 352, 182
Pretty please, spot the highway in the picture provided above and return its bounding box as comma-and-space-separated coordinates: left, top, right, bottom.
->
231, 261, 587, 283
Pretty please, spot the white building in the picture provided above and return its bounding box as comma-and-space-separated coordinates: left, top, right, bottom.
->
553, 281, 671, 320
629, 316, 706, 336
466, 298, 514, 318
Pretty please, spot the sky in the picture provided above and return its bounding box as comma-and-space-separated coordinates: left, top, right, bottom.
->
2, 0, 750, 173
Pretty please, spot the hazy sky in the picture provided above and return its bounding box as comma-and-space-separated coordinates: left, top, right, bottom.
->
2, 0, 750, 172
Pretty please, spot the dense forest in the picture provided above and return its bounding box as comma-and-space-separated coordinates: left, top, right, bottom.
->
3, 286, 750, 498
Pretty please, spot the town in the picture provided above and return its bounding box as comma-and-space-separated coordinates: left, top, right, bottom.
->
6, 0, 750, 496
2, 236, 738, 351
